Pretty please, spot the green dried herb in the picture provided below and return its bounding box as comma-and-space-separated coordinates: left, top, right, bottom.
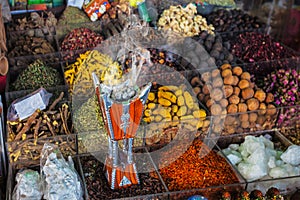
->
12, 59, 63, 91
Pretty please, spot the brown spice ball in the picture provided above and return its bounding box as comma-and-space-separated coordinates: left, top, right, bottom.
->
233, 87, 240, 96
220, 63, 232, 70
211, 69, 221, 78
222, 69, 232, 77
238, 103, 248, 113
193, 86, 201, 95
258, 103, 267, 115
239, 113, 249, 122
254, 89, 266, 102
211, 103, 222, 115
212, 77, 224, 88
241, 72, 251, 80
203, 84, 212, 95
238, 79, 250, 89
202, 72, 211, 83
232, 66, 243, 76
206, 99, 215, 108
249, 113, 258, 122
227, 104, 238, 114
265, 93, 274, 103
247, 98, 260, 111
224, 75, 235, 85
232, 76, 239, 86
211, 88, 224, 101
241, 121, 250, 129
229, 95, 240, 105
224, 85, 233, 98
242, 87, 254, 100
197, 93, 205, 102
191, 76, 202, 87
225, 115, 235, 125
266, 104, 277, 115
220, 98, 229, 108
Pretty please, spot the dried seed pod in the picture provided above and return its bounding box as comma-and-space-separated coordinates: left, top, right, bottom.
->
227, 104, 238, 113
247, 98, 259, 111
211, 88, 224, 101
242, 87, 254, 100
232, 66, 243, 76
241, 72, 251, 80
222, 69, 232, 77
239, 113, 249, 122
233, 86, 240, 96
238, 79, 250, 89
229, 95, 240, 104
224, 85, 233, 98
249, 112, 258, 122
224, 75, 234, 85
238, 103, 248, 113
211, 103, 222, 115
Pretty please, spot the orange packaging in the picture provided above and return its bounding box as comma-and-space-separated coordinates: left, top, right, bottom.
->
83, 0, 111, 21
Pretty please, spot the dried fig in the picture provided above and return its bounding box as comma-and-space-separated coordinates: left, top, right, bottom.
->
258, 103, 267, 115
193, 86, 201, 95
265, 93, 274, 103
233, 87, 240, 96
266, 104, 277, 115
203, 84, 212, 95
190, 76, 202, 87
239, 113, 249, 122
211, 69, 221, 78
211, 103, 222, 115
232, 75, 239, 86
249, 113, 258, 122
225, 115, 235, 125
211, 88, 224, 101
242, 87, 254, 100
224, 75, 235, 85
220, 98, 229, 108
220, 63, 231, 70
212, 77, 223, 88
241, 121, 250, 129
202, 72, 211, 83
222, 69, 232, 77
247, 98, 259, 111
238, 79, 250, 89
206, 99, 215, 108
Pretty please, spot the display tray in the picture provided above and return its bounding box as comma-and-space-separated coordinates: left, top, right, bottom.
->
216, 131, 300, 195
5, 155, 83, 200
78, 148, 169, 200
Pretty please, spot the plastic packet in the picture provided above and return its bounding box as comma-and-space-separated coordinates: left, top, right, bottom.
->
67, 0, 85, 9
7, 88, 52, 122
12, 169, 43, 200
40, 143, 83, 200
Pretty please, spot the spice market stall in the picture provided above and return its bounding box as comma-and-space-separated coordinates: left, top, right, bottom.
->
1, 0, 300, 199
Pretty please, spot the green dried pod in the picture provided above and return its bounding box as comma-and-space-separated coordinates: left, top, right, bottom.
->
12, 59, 63, 91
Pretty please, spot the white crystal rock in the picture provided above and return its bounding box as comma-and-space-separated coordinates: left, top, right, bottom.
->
281, 145, 300, 166
268, 156, 276, 169
228, 144, 239, 151
227, 152, 242, 165
242, 136, 265, 154
261, 135, 274, 149
269, 166, 288, 178
238, 161, 267, 181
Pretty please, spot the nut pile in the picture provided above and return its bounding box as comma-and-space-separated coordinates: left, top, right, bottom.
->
207, 9, 265, 32
158, 3, 215, 37
231, 32, 297, 76
143, 84, 209, 146
158, 139, 239, 191
60, 28, 104, 61
11, 59, 63, 91
192, 31, 235, 66
281, 125, 300, 145
81, 155, 165, 199
7, 92, 75, 164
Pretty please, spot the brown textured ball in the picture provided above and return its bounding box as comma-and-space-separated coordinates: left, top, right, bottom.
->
241, 121, 250, 129
202, 72, 211, 83
211, 88, 224, 101
203, 84, 212, 95
232, 76, 239, 86
212, 77, 223, 88
224, 75, 235, 85
232, 66, 243, 76
258, 103, 267, 115
265, 93, 274, 103
211, 69, 221, 78
233, 87, 240, 96
222, 69, 232, 77
206, 99, 215, 108
220, 63, 232, 70
220, 98, 229, 108
249, 113, 258, 122
224, 85, 233, 98
254, 89, 266, 102
247, 98, 260, 111
211, 103, 222, 115
239, 113, 249, 122
242, 87, 255, 100
229, 95, 240, 104
266, 104, 277, 115
241, 72, 251, 80
238, 103, 248, 113
238, 79, 250, 89
227, 104, 238, 113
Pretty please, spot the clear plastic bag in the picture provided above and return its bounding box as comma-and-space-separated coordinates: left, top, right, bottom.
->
12, 169, 43, 200
40, 143, 83, 200
7, 88, 52, 122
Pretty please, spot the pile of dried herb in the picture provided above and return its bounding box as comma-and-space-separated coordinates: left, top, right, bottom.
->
12, 59, 63, 91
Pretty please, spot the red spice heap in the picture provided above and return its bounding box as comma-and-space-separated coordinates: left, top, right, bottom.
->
159, 139, 239, 191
